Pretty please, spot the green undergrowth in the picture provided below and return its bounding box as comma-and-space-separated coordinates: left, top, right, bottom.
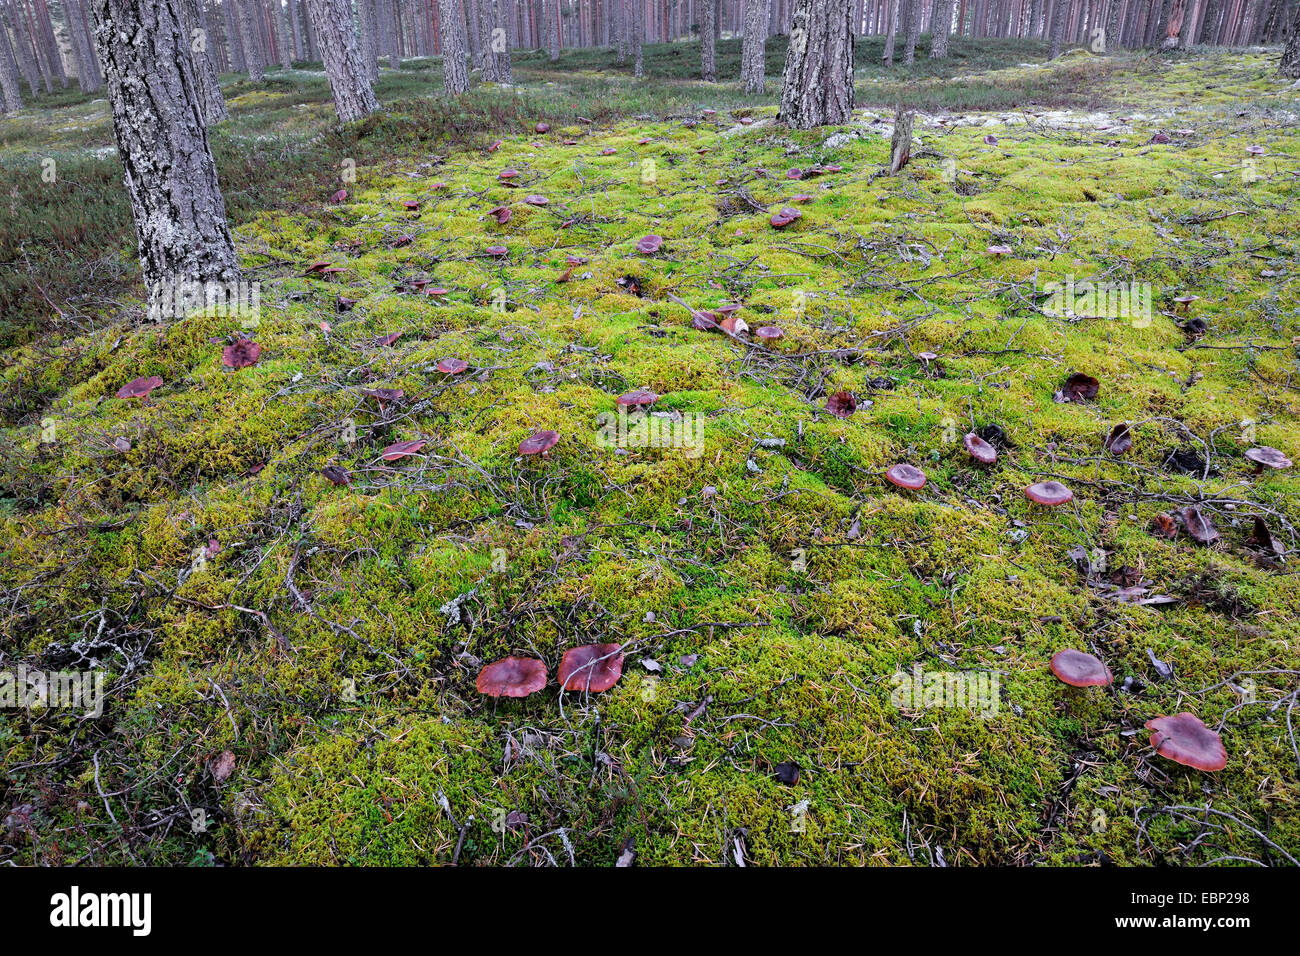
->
1, 48, 1299, 867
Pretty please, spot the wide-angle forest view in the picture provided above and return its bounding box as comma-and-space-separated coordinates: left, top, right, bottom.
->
0, 0, 1297, 870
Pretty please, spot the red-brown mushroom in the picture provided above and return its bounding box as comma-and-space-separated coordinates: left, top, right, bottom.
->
1049, 649, 1113, 687
636, 235, 663, 254
557, 643, 624, 692
885, 463, 927, 490
361, 387, 405, 408
381, 439, 427, 461
489, 206, 512, 224
1025, 480, 1074, 506
477, 656, 548, 698
524, 195, 549, 206
1056, 372, 1099, 403
825, 391, 857, 419
1244, 446, 1292, 475
1181, 506, 1219, 545
963, 432, 997, 465
770, 207, 802, 229
519, 430, 560, 456
986, 244, 1012, 256
436, 358, 469, 374
756, 326, 784, 341
485, 245, 509, 258
1104, 422, 1132, 455
616, 390, 659, 409
116, 375, 164, 400
1145, 712, 1227, 771
321, 465, 352, 486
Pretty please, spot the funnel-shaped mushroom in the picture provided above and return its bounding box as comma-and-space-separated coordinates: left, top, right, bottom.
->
1050, 649, 1112, 687
617, 390, 659, 409
1025, 481, 1073, 506
498, 168, 520, 181
116, 375, 164, 400
321, 465, 352, 486
825, 391, 857, 419
381, 439, 427, 461
1056, 372, 1099, 403
222, 338, 262, 369
885, 464, 927, 490
770, 207, 802, 229
756, 326, 784, 341
489, 206, 512, 224
986, 244, 1012, 256
636, 235, 663, 254
519, 430, 559, 456
962, 432, 997, 465
1104, 422, 1132, 455
485, 245, 509, 258
558, 643, 624, 692
1244, 446, 1292, 475
436, 358, 469, 374
1145, 712, 1227, 771
477, 656, 547, 698
524, 194, 549, 206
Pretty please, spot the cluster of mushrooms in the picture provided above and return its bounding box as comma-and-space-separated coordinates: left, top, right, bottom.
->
476, 644, 624, 698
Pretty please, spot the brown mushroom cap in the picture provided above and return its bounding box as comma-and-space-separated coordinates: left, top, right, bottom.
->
1145, 712, 1227, 771
1244, 446, 1292, 470
361, 387, 404, 408
1181, 506, 1219, 545
962, 432, 997, 465
616, 390, 659, 407
557, 643, 624, 692
1057, 372, 1099, 403
436, 358, 469, 374
885, 463, 927, 490
320, 465, 352, 486
222, 338, 262, 369
1104, 422, 1133, 455
636, 235, 664, 254
755, 326, 785, 340
1050, 649, 1113, 687
825, 391, 857, 419
519, 430, 560, 455
477, 656, 548, 697
770, 207, 802, 228
381, 439, 427, 461
1025, 480, 1074, 506
116, 375, 164, 400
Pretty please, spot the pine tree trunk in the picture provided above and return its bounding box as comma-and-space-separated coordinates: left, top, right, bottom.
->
87, 0, 240, 308
181, 0, 227, 121
930, 0, 954, 53
305, 0, 380, 117
270, 0, 292, 68
1280, 0, 1300, 75
701, 0, 716, 78
632, 0, 643, 75
740, 0, 768, 92
903, 0, 921, 62
546, 0, 560, 58
883, 0, 898, 62
779, 0, 853, 128
438, 0, 468, 90
478, 0, 510, 80
236, 0, 264, 78
35, 0, 66, 87
0, 3, 23, 112
1048, 0, 1068, 53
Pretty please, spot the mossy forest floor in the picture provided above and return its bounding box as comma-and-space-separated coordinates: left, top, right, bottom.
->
2, 40, 1299, 866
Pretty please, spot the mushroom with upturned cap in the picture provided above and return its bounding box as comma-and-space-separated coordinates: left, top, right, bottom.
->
557, 643, 624, 692
436, 358, 469, 375
962, 432, 997, 465
116, 375, 164, 400
1025, 480, 1074, 506
824, 391, 857, 419
1145, 712, 1227, 771
885, 464, 927, 490
477, 656, 548, 698
1049, 649, 1112, 687
519, 430, 560, 457
616, 390, 659, 409
1244, 446, 1292, 476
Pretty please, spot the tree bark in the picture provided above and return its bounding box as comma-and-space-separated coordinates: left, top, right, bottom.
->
740, 0, 768, 91
1280, 0, 1300, 75
903, 0, 921, 63
181, 0, 227, 121
779, 0, 853, 128
632, 0, 643, 75
87, 0, 240, 309
701, 0, 716, 78
235, 0, 264, 78
545, 0, 559, 57
438, 0, 469, 91
0, 2, 23, 111
305, 0, 380, 118
478, 0, 510, 79
930, 0, 954, 53
1048, 0, 1069, 53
